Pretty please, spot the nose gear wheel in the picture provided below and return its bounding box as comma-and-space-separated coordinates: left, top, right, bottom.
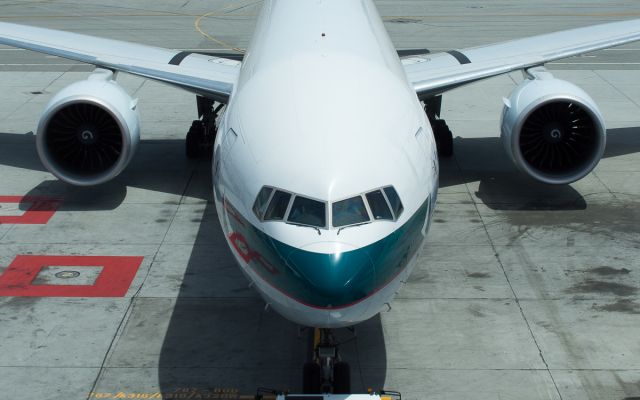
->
302, 328, 352, 394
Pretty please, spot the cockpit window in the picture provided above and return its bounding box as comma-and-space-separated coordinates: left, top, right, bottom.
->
287, 196, 326, 228
264, 190, 292, 221
253, 186, 273, 219
253, 185, 403, 230
383, 186, 404, 218
332, 196, 370, 227
366, 190, 393, 220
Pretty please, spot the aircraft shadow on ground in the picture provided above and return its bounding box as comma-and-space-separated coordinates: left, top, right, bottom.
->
156, 197, 388, 394
2, 125, 637, 393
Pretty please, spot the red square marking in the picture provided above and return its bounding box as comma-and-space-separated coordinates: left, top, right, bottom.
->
0, 196, 62, 225
0, 255, 144, 297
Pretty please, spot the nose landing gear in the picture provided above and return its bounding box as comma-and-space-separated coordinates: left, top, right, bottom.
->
302, 328, 352, 394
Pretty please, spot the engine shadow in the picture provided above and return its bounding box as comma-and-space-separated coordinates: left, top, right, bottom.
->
439, 126, 640, 211
157, 200, 388, 395
0, 132, 206, 211
603, 126, 640, 158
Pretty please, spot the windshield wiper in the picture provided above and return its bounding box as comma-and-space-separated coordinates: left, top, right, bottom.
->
286, 222, 322, 235
337, 221, 372, 235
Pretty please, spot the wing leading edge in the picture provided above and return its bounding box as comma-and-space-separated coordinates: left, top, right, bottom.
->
403, 19, 640, 99
4, 19, 640, 103
0, 22, 240, 103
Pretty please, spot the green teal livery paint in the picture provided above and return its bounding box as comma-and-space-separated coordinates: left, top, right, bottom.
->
225, 198, 430, 308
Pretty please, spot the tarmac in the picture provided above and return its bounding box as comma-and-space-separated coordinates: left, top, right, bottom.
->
0, 1, 639, 399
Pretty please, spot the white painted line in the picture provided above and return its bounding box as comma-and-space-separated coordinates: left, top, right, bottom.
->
0, 63, 84, 66
2, 48, 238, 51
0, 202, 28, 217
550, 62, 640, 65
174, 48, 238, 51
0, 46, 632, 53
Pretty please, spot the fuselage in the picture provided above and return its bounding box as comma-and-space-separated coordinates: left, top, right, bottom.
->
212, 0, 438, 328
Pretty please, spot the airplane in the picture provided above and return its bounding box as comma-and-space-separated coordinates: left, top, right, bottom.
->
2, 0, 640, 394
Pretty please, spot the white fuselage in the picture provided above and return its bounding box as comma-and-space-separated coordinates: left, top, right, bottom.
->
212, 0, 438, 328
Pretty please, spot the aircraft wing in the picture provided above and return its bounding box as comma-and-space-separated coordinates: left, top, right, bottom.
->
403, 19, 640, 99
0, 22, 240, 103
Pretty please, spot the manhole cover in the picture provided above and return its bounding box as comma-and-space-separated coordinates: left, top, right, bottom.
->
55, 271, 81, 279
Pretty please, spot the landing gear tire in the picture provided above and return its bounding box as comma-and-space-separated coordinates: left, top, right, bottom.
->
186, 120, 205, 159
432, 119, 453, 157
185, 96, 223, 159
302, 362, 322, 394
332, 362, 351, 394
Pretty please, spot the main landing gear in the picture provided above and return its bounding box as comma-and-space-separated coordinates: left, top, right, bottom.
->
186, 96, 225, 158
423, 95, 454, 157
303, 328, 352, 394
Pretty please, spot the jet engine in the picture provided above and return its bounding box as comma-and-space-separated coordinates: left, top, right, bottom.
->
501, 68, 606, 185
36, 69, 140, 186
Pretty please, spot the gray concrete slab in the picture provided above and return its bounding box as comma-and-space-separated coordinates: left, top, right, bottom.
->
379, 369, 561, 400
0, 297, 130, 367
93, 366, 301, 398
136, 243, 256, 299
375, 299, 546, 370
401, 244, 514, 300
0, 1, 639, 400
426, 198, 492, 246
0, 204, 178, 245
553, 370, 640, 400
595, 171, 640, 195
162, 204, 219, 245
476, 199, 640, 248
522, 298, 640, 370
0, 228, 12, 244
0, 367, 100, 400
496, 244, 640, 301
104, 297, 306, 369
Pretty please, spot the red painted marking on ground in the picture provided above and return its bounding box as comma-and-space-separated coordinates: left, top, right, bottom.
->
0, 255, 144, 297
0, 196, 63, 225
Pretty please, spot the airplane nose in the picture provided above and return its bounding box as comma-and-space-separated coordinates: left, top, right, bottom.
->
286, 242, 375, 306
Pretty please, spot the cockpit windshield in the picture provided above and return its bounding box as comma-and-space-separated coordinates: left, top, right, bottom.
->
384, 186, 404, 217
366, 190, 393, 220
264, 190, 291, 221
288, 196, 326, 228
252, 186, 273, 219
252, 185, 403, 231
332, 196, 370, 227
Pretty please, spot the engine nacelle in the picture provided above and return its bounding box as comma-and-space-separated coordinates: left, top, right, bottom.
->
36, 69, 140, 186
501, 68, 606, 185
